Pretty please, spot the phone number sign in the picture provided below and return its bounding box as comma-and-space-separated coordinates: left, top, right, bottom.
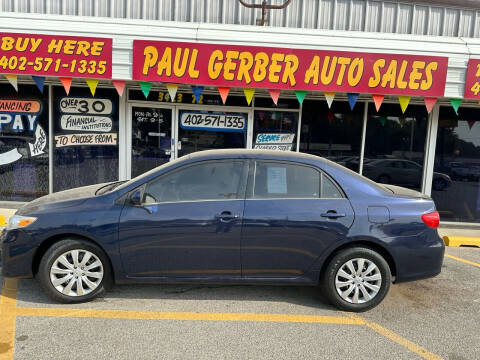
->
0, 33, 112, 78
180, 111, 247, 132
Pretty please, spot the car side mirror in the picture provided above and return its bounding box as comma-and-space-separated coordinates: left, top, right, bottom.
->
130, 189, 143, 206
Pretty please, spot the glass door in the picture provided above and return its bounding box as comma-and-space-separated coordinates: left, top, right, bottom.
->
130, 105, 173, 178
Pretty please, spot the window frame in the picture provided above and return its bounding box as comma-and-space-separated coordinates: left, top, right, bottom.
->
246, 160, 345, 200
133, 159, 249, 205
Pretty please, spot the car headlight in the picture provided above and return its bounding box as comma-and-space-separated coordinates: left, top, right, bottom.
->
7, 215, 37, 230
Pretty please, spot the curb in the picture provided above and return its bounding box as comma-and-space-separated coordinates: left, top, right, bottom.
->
443, 236, 480, 248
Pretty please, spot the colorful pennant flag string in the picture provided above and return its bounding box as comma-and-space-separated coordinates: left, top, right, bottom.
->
424, 97, 437, 114
217, 87, 230, 104
268, 89, 281, 105
347, 93, 359, 110
166, 84, 179, 102
192, 86, 204, 103
112, 80, 126, 97
243, 88, 255, 106
295, 90, 307, 105
398, 95, 411, 114
86, 79, 99, 97
450, 98, 462, 115
324, 92, 335, 108
32, 76, 45, 93
139, 81, 152, 99
5, 74, 18, 91
59, 77, 72, 95
372, 94, 384, 112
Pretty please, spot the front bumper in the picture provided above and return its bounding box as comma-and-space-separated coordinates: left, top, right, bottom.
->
1, 229, 36, 278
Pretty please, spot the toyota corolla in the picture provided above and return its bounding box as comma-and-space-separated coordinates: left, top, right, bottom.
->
1, 149, 444, 312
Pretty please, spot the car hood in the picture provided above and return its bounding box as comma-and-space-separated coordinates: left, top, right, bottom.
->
16, 183, 110, 215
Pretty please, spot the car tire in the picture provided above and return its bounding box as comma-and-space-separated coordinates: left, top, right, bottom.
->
376, 174, 390, 184
321, 247, 391, 312
38, 239, 112, 303
432, 178, 447, 191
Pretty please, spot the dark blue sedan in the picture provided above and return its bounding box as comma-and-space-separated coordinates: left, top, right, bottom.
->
1, 150, 444, 311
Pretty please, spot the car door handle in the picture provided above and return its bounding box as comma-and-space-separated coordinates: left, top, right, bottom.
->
215, 211, 239, 222
321, 211, 346, 219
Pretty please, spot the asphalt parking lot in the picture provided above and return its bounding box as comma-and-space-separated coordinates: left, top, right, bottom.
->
1, 247, 479, 360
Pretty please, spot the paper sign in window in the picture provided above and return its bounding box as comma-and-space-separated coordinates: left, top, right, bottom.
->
267, 167, 287, 194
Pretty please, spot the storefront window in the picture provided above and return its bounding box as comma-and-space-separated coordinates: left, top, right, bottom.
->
178, 110, 247, 157
0, 84, 49, 201
300, 100, 363, 171
363, 103, 428, 189
53, 87, 119, 191
253, 110, 298, 151
433, 106, 480, 222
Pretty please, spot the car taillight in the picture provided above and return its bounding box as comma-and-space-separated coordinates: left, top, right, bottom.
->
422, 211, 440, 228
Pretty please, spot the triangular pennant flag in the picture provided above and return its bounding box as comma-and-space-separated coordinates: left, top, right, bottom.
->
32, 76, 45, 93
324, 92, 335, 108
372, 94, 384, 112
86, 78, 99, 96
192, 86, 204, 103
450, 98, 462, 115
379, 116, 387, 127
398, 95, 411, 113
268, 89, 281, 105
295, 90, 307, 105
217, 87, 230, 104
424, 97, 437, 114
243, 88, 255, 105
112, 80, 126, 97
139, 81, 152, 99
327, 112, 334, 124
467, 120, 475, 130
5, 75, 18, 91
347, 93, 359, 110
59, 77, 72, 95
166, 83, 179, 102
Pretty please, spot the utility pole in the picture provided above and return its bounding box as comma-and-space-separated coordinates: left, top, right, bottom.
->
238, 0, 292, 26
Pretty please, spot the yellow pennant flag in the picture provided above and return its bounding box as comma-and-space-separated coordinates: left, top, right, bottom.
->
243, 88, 255, 105
398, 95, 411, 113
5, 74, 18, 91
86, 78, 99, 96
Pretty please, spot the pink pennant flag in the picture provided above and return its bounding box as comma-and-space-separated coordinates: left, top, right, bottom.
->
372, 94, 384, 112
217, 87, 230, 104
424, 97, 437, 114
59, 77, 72, 95
468, 120, 476, 130
113, 80, 126, 97
268, 89, 281, 105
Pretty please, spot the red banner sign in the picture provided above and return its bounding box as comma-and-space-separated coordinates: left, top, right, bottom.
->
133, 40, 448, 96
464, 59, 480, 99
0, 32, 112, 78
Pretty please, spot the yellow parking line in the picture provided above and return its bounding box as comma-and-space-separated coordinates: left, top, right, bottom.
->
349, 314, 443, 360
15, 307, 363, 325
0, 279, 18, 360
445, 253, 480, 268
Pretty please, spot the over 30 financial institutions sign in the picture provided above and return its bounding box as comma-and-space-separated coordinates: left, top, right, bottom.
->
133, 40, 448, 96
0, 33, 112, 78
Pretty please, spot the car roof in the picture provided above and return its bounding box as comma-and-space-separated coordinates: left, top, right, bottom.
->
185, 149, 325, 163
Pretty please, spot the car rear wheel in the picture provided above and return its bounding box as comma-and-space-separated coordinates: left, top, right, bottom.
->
322, 247, 391, 312
38, 239, 112, 303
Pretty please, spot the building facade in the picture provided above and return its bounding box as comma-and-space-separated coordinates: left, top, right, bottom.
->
1, 0, 480, 227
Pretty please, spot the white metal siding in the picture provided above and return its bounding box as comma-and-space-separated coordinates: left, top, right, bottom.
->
2, 0, 480, 37
1, 12, 477, 99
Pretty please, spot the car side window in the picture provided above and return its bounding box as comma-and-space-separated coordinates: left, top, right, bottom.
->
321, 173, 343, 199
143, 161, 245, 204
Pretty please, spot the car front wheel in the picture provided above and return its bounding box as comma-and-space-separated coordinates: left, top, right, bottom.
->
38, 239, 112, 303
322, 247, 391, 312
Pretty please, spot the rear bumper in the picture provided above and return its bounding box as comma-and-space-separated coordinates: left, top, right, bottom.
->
390, 229, 445, 283
1, 229, 36, 278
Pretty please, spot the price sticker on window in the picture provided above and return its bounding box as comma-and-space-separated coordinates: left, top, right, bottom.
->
464, 59, 480, 99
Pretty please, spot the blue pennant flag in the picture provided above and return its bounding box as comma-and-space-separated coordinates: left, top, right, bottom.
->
32, 76, 45, 93
192, 86, 204, 103
347, 93, 359, 110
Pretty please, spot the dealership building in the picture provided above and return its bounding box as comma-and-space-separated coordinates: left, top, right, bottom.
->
1, 0, 480, 231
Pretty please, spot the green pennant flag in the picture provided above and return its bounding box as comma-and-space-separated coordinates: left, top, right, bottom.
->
139, 81, 152, 99
450, 98, 462, 115
379, 116, 387, 127
295, 90, 307, 105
